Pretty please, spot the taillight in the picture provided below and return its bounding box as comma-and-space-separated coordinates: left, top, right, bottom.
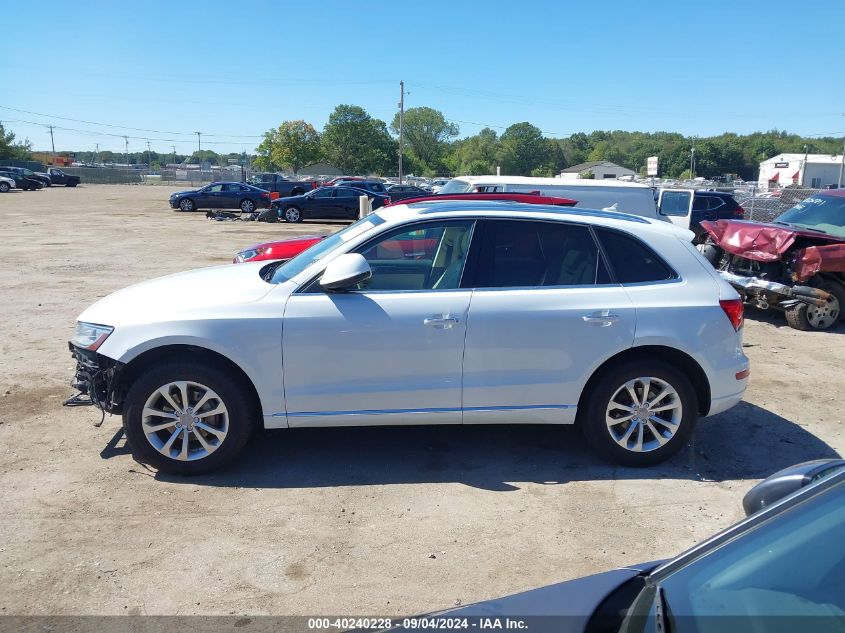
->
385, 196, 392, 204
719, 298, 744, 331
734, 205, 745, 218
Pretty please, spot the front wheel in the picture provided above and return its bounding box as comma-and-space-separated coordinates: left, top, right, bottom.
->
0, 182, 9, 193
179, 198, 195, 212
784, 280, 844, 331
123, 362, 254, 475
283, 206, 302, 223
240, 198, 256, 213
580, 360, 697, 466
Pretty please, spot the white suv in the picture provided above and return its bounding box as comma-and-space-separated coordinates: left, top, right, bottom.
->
69, 201, 749, 474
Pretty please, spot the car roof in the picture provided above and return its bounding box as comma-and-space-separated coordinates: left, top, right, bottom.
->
450, 175, 653, 190
380, 200, 693, 239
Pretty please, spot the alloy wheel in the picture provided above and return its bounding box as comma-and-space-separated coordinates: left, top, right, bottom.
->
141, 381, 229, 461
605, 376, 683, 453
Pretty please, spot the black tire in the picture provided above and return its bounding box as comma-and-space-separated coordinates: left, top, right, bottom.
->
123, 361, 254, 475
240, 198, 256, 213
283, 206, 302, 223
0, 182, 9, 193
784, 280, 845, 331
179, 197, 195, 212
580, 359, 698, 467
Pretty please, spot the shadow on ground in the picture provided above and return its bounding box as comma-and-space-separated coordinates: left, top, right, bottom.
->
102, 401, 840, 491
744, 306, 845, 334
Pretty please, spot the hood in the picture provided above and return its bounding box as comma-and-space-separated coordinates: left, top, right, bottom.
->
701, 219, 842, 262
244, 235, 327, 252
171, 189, 200, 197
78, 262, 276, 326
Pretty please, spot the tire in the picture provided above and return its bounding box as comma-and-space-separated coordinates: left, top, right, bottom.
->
580, 359, 697, 467
283, 206, 302, 223
0, 182, 9, 193
240, 198, 256, 213
784, 280, 844, 331
67, 182, 78, 187
123, 361, 254, 475
179, 198, 195, 212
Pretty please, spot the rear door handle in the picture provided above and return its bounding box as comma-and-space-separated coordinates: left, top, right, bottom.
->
582, 310, 620, 326
424, 315, 460, 329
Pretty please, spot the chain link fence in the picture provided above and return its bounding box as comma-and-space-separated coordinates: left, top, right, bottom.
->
734, 187, 821, 223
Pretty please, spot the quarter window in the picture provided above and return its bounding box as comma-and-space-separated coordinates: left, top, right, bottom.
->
595, 228, 676, 284
475, 220, 609, 288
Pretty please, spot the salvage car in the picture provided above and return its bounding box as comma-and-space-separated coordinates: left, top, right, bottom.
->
68, 200, 748, 474
700, 189, 845, 331
398, 459, 845, 631
169, 181, 271, 213
0, 175, 14, 193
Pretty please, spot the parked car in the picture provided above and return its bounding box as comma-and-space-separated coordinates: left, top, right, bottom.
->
323, 176, 368, 187
34, 171, 53, 186
430, 178, 451, 194
386, 184, 430, 201
45, 167, 81, 187
700, 189, 845, 331
0, 166, 51, 188
333, 179, 389, 195
404, 460, 845, 629
657, 189, 745, 242
0, 170, 41, 191
234, 194, 578, 264
0, 175, 14, 193
168, 182, 271, 213
69, 199, 748, 474
249, 173, 318, 197
271, 185, 390, 223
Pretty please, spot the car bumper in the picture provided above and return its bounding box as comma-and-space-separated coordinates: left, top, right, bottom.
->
68, 342, 125, 413
169, 199, 180, 208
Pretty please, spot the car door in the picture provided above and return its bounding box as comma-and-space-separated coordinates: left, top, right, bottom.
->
461, 219, 636, 424
334, 187, 363, 218
281, 219, 477, 427
220, 183, 241, 208
658, 189, 694, 228
304, 187, 338, 218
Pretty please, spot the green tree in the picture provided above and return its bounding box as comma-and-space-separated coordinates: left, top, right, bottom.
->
258, 120, 322, 175
322, 105, 396, 174
498, 122, 551, 175
448, 127, 500, 175
189, 150, 220, 165
391, 107, 458, 174
0, 123, 31, 160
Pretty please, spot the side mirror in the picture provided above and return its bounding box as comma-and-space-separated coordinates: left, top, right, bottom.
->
320, 253, 371, 291
742, 459, 845, 516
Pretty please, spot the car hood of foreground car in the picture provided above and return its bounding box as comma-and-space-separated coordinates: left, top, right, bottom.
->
78, 262, 281, 327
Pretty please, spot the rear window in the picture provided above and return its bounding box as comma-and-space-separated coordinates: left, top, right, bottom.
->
595, 228, 677, 284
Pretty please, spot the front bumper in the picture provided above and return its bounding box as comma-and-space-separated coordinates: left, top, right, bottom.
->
68, 343, 125, 413
169, 198, 180, 209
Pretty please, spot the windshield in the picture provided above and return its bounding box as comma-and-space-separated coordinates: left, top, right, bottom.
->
438, 179, 472, 194
270, 213, 387, 283
775, 195, 845, 238
21, 168, 34, 176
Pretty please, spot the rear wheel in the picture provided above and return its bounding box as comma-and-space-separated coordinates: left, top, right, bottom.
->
581, 360, 697, 466
284, 206, 302, 223
179, 198, 195, 212
785, 280, 844, 331
0, 182, 9, 193
123, 362, 254, 475
240, 198, 256, 213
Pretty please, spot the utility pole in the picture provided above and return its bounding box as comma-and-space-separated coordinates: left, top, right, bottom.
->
398, 81, 405, 184
123, 136, 129, 166
94, 143, 99, 166
689, 137, 695, 180
195, 131, 202, 153
48, 125, 56, 155
147, 140, 153, 172
172, 145, 177, 166
801, 144, 808, 187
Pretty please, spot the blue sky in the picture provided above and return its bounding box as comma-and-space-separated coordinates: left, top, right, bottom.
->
2, 0, 844, 154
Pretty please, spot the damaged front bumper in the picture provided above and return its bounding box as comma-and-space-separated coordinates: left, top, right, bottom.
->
717, 270, 831, 310
67, 342, 125, 413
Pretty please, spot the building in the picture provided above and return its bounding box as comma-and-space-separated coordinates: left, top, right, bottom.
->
759, 153, 845, 189
558, 160, 635, 180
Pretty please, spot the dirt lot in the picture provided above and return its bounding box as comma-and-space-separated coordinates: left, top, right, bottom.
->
0, 184, 843, 616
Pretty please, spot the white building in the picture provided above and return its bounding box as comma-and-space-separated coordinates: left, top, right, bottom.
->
558, 160, 635, 180
759, 153, 845, 189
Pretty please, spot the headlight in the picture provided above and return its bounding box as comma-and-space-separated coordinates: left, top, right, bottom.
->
71, 322, 114, 351
235, 248, 261, 263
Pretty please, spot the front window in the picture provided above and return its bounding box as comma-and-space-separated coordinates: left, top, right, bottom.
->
270, 214, 387, 283
776, 195, 845, 238
438, 179, 472, 194
652, 479, 845, 626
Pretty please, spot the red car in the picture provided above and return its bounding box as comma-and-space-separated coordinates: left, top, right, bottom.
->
233, 193, 578, 264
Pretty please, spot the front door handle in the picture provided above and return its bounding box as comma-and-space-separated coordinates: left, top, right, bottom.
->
424, 315, 460, 329
582, 310, 620, 326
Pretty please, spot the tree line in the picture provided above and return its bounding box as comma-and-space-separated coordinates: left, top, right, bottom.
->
255, 105, 843, 180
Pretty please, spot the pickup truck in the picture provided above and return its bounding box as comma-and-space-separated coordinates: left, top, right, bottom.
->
45, 167, 81, 187
249, 173, 318, 197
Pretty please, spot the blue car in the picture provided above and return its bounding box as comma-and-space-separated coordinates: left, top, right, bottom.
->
169, 181, 271, 213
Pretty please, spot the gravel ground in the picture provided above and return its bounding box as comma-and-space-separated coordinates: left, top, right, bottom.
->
0, 184, 842, 616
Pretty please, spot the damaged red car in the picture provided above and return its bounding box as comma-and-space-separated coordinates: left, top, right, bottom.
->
700, 190, 845, 331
